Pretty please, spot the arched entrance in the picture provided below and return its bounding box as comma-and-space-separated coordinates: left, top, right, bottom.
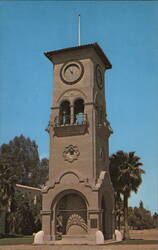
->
55, 193, 87, 236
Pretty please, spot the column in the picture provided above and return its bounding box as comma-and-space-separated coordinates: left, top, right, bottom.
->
88, 210, 102, 235
70, 105, 74, 124
41, 210, 52, 241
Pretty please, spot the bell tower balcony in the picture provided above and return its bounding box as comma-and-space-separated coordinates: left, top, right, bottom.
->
51, 113, 88, 137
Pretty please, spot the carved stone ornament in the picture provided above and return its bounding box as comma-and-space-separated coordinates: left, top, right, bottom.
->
66, 213, 87, 233
63, 145, 80, 163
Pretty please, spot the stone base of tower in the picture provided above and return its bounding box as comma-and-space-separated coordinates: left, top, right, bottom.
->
41, 170, 114, 244
43, 234, 107, 245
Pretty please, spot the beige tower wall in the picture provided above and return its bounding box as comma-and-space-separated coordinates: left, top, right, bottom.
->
42, 43, 115, 243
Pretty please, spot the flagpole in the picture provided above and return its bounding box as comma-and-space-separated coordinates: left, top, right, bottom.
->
78, 14, 81, 46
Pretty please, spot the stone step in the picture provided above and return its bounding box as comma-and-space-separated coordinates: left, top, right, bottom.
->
54, 234, 96, 245
62, 235, 89, 238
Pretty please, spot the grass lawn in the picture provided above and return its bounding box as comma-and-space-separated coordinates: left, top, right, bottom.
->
0, 236, 158, 246
0, 236, 33, 245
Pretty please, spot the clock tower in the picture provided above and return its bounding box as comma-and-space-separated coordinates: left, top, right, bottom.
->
41, 43, 114, 243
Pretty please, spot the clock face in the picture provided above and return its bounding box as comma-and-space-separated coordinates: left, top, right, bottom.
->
60, 61, 84, 84
96, 65, 103, 89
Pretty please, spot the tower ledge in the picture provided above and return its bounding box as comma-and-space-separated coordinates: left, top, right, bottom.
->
44, 43, 112, 69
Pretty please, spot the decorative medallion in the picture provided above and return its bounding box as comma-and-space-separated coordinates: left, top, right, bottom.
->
63, 145, 80, 163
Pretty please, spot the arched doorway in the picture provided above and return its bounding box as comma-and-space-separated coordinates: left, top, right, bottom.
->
55, 193, 87, 235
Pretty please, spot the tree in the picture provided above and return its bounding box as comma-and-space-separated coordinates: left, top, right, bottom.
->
109, 151, 145, 239
8, 135, 40, 186
0, 144, 17, 209
153, 213, 158, 228
114, 193, 123, 230
36, 158, 49, 187
0, 135, 49, 234
137, 201, 153, 229
128, 201, 154, 229
0, 135, 48, 188
7, 193, 38, 235
128, 206, 137, 229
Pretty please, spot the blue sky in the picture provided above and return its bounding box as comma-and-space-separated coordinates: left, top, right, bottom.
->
0, 1, 158, 213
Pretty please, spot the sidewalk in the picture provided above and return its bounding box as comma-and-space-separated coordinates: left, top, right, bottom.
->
0, 244, 158, 250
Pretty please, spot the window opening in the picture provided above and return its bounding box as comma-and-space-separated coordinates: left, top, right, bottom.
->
59, 101, 70, 125
74, 99, 84, 124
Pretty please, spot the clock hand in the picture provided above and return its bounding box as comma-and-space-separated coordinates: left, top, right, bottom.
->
70, 68, 73, 74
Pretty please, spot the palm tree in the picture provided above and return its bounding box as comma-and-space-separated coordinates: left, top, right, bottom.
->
109, 151, 145, 239
115, 193, 123, 230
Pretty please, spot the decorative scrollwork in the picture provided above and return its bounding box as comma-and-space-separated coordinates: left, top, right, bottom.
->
63, 145, 80, 163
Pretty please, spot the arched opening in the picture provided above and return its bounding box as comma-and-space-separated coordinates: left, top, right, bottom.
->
74, 98, 84, 124
59, 100, 70, 125
101, 197, 106, 236
55, 193, 87, 236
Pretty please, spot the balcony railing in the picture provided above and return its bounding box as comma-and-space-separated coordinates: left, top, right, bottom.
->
53, 113, 88, 137
54, 113, 87, 127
